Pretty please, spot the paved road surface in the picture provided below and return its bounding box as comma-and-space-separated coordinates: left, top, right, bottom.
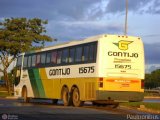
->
0, 98, 157, 120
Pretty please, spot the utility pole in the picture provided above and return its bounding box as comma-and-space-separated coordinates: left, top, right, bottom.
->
124, 0, 128, 35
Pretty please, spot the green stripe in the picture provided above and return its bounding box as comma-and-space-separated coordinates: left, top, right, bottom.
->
28, 69, 39, 97
33, 69, 45, 98
28, 69, 45, 98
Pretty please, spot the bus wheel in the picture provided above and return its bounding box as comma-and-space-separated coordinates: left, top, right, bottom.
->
22, 87, 29, 103
62, 87, 71, 106
72, 88, 84, 107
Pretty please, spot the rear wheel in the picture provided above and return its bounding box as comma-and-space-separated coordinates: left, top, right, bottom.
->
22, 87, 29, 103
72, 88, 84, 107
62, 87, 71, 106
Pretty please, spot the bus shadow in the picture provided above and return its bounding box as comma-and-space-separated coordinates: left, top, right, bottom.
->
18, 98, 64, 106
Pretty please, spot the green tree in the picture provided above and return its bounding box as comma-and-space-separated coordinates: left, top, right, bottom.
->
145, 73, 152, 89
0, 18, 53, 94
151, 69, 160, 87
145, 69, 160, 89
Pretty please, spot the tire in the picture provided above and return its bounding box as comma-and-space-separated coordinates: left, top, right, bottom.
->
72, 88, 84, 107
22, 87, 29, 103
62, 87, 71, 106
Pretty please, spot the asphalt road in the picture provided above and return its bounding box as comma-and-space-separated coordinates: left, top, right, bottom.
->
0, 98, 157, 120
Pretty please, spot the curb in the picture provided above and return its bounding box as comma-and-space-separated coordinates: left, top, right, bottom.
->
144, 96, 160, 99
5, 96, 18, 99
120, 105, 160, 114
138, 105, 160, 114
0, 91, 8, 92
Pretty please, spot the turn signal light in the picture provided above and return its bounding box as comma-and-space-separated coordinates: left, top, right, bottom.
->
99, 78, 103, 88
141, 80, 144, 89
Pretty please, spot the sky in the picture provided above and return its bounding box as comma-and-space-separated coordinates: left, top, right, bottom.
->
0, 0, 160, 73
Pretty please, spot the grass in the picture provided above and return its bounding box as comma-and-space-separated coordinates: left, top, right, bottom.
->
0, 86, 7, 91
0, 91, 9, 97
0, 86, 13, 97
144, 92, 160, 97
120, 102, 160, 111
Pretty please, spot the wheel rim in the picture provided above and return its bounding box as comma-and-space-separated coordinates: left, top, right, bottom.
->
73, 88, 81, 106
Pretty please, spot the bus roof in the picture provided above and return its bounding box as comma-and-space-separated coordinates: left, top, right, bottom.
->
26, 34, 141, 54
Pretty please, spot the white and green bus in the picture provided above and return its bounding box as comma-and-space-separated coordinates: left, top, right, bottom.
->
14, 34, 145, 107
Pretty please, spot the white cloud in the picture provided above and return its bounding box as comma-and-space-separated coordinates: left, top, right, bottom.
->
145, 64, 160, 73
46, 20, 123, 43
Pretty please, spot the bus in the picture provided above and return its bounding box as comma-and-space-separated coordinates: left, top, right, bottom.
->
14, 34, 145, 107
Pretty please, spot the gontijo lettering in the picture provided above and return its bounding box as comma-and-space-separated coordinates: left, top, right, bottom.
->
49, 68, 70, 76
108, 51, 138, 58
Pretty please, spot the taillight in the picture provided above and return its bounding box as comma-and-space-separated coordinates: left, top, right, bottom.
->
141, 80, 144, 89
99, 78, 103, 88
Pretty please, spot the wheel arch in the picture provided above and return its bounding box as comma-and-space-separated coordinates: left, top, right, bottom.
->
71, 84, 78, 93
21, 85, 27, 97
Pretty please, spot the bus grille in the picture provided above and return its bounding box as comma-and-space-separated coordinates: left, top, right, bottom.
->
85, 82, 96, 100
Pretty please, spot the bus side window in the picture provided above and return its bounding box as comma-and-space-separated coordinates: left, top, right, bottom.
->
69, 48, 75, 63
93, 43, 97, 61
51, 51, 57, 64
62, 48, 69, 64
41, 53, 46, 65
75, 46, 82, 62
82, 45, 89, 62
46, 52, 51, 64
36, 54, 41, 67
28, 56, 32, 67
31, 55, 36, 67
23, 56, 28, 68
57, 50, 62, 64
89, 44, 95, 61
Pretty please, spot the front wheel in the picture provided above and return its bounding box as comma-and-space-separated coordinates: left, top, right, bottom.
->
22, 87, 29, 103
72, 88, 84, 107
